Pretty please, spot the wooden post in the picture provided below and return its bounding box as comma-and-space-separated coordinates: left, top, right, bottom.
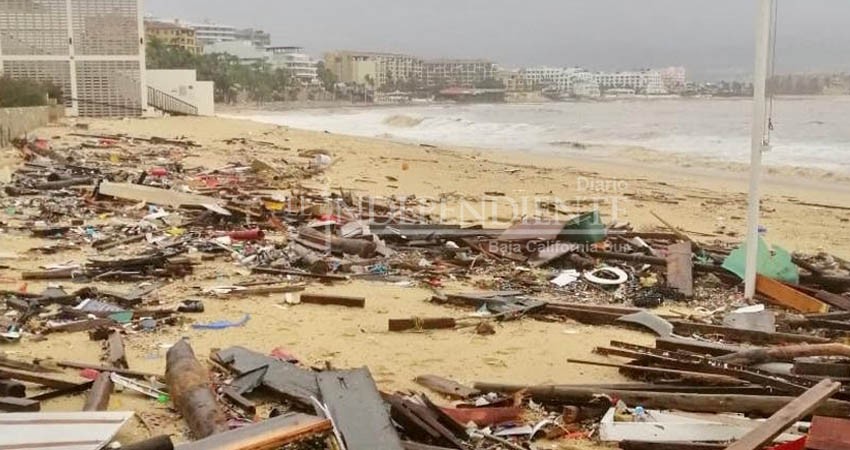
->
82, 371, 113, 411
166, 339, 227, 439
107, 330, 128, 369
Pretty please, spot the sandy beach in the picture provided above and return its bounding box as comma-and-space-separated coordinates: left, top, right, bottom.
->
2, 114, 850, 447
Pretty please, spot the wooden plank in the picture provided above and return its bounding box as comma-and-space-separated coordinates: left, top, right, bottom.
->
99, 181, 229, 215
0, 396, 40, 412
668, 320, 829, 345
567, 358, 745, 386
57, 361, 162, 380
725, 379, 841, 450
666, 241, 694, 297
0, 367, 80, 389
473, 382, 850, 418
756, 275, 829, 314
815, 291, 850, 311
385, 394, 465, 449
213, 347, 318, 410
806, 416, 850, 450
414, 375, 480, 399
655, 337, 741, 356
317, 368, 404, 450
107, 331, 128, 369
82, 372, 113, 412
299, 293, 365, 308
175, 413, 331, 450
389, 318, 456, 332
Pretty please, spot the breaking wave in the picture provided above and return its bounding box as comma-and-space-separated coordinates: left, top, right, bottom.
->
382, 114, 425, 128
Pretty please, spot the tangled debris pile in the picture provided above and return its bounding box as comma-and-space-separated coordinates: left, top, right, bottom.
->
1, 132, 850, 449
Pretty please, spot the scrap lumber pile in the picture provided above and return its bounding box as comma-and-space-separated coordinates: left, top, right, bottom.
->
1, 131, 850, 449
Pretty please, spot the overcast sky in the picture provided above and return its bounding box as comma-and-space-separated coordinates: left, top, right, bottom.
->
146, 0, 850, 81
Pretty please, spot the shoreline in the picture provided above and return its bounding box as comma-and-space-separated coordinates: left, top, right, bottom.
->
223, 109, 850, 194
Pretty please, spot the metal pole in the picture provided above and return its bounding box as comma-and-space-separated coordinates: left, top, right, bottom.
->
744, 0, 775, 299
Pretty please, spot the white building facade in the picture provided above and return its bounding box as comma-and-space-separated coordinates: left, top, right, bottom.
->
267, 47, 318, 83
187, 21, 237, 46
0, 0, 147, 117
594, 70, 668, 95
521, 66, 601, 98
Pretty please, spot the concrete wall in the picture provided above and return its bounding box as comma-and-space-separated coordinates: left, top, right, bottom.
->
146, 69, 215, 116
0, 106, 64, 148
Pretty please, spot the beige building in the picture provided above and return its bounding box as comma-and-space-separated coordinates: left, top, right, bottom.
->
423, 59, 498, 88
146, 20, 199, 54
324, 51, 423, 87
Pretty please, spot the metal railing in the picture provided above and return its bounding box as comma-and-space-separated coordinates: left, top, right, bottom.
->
146, 86, 198, 116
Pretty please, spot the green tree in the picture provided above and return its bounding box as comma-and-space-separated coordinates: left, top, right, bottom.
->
315, 61, 338, 92
0, 77, 61, 107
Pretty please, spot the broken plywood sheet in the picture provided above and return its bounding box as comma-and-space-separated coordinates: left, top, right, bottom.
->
318, 367, 403, 450
99, 181, 230, 215
213, 346, 318, 409
0, 411, 133, 450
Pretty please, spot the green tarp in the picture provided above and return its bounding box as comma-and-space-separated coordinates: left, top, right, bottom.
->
722, 236, 799, 283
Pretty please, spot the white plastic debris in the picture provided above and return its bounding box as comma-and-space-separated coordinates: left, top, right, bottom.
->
550, 269, 581, 287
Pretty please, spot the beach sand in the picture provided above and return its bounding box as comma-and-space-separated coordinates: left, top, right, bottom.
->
2, 115, 849, 448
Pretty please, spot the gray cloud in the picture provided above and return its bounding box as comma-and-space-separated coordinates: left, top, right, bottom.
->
146, 0, 850, 80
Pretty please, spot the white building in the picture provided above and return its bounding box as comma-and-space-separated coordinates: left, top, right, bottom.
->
521, 66, 600, 98
267, 47, 318, 83
0, 0, 147, 117
146, 69, 214, 116
186, 21, 237, 46
423, 59, 498, 88
595, 70, 668, 95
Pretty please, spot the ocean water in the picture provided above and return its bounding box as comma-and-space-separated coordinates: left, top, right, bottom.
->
240, 96, 850, 174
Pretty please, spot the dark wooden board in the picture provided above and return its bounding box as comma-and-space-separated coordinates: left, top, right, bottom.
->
317, 368, 403, 450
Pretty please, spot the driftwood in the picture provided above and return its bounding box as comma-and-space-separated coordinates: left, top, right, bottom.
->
717, 343, 850, 366
166, 339, 227, 439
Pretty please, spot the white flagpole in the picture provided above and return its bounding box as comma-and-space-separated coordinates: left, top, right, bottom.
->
744, 0, 775, 299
